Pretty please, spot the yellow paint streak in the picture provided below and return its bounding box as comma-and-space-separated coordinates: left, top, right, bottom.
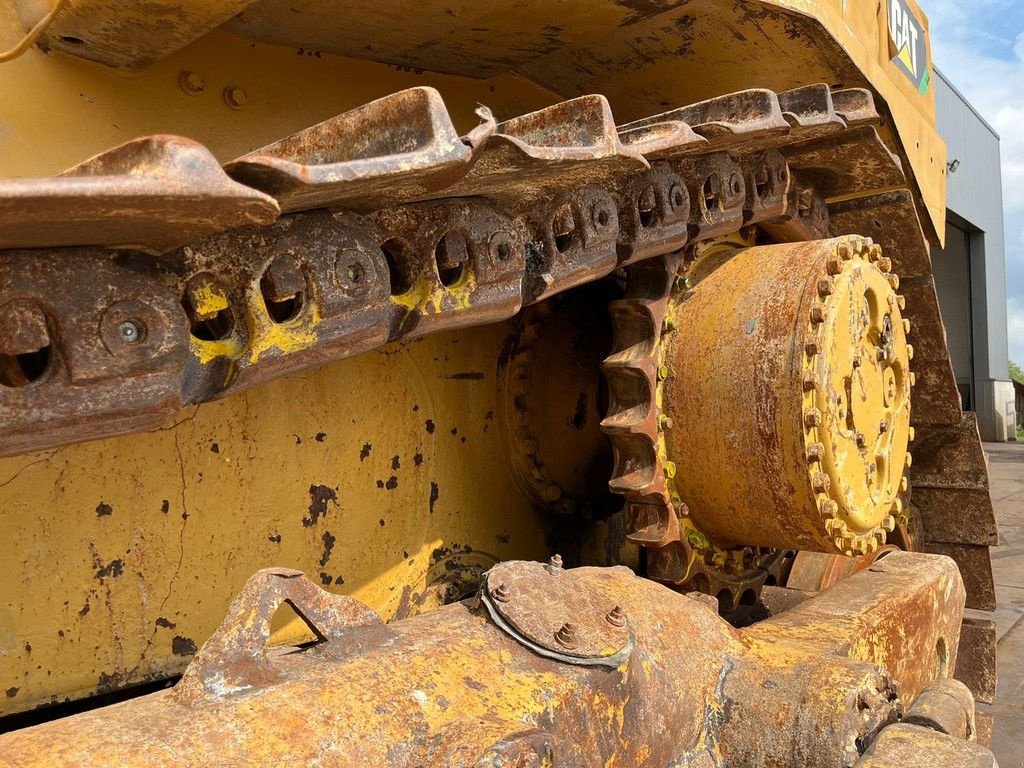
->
247, 304, 322, 364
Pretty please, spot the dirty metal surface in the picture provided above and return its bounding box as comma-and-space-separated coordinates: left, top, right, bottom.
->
785, 547, 899, 593
176, 568, 382, 702
13, 0, 258, 69
784, 126, 906, 200
0, 553, 990, 767
225, 87, 481, 214
0, 136, 279, 255
663, 238, 911, 555
856, 723, 998, 768
0, 74, 997, 712
481, 557, 632, 665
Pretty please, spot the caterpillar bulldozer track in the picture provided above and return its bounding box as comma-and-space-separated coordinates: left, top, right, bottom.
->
0, 0, 1001, 765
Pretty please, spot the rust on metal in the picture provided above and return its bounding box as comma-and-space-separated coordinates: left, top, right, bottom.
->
0, 136, 279, 255
0, 553, 988, 767
226, 87, 482, 213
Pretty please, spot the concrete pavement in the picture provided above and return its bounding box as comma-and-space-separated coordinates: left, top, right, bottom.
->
984, 441, 1024, 765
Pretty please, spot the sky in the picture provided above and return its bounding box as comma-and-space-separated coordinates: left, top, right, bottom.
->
923, 0, 1024, 372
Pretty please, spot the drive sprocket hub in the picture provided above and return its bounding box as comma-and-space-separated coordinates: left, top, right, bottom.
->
602, 235, 913, 608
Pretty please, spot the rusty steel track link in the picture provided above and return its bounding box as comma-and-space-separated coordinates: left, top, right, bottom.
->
0, 84, 892, 456
0, 85, 997, 629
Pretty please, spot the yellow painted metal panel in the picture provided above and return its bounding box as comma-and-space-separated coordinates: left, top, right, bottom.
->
0, 326, 551, 713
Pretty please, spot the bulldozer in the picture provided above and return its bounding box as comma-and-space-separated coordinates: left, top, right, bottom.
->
0, 0, 1002, 764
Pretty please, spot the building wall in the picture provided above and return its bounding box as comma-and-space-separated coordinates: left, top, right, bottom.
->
933, 68, 1014, 440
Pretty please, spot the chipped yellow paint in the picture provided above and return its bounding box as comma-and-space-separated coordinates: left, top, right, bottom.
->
188, 278, 230, 317
390, 269, 478, 317
246, 301, 322, 364
189, 335, 243, 366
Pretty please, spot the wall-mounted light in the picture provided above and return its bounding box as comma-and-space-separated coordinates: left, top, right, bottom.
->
947, 158, 961, 174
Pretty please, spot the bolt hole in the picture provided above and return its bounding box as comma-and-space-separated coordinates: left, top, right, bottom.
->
596, 207, 611, 227
260, 273, 304, 324
670, 186, 685, 209
553, 230, 573, 253
381, 238, 414, 295
347, 263, 364, 283
0, 346, 50, 388
689, 573, 710, 593
702, 174, 721, 210
182, 281, 234, 342
872, 219, 883, 230
495, 241, 511, 261
638, 200, 657, 228
730, 173, 742, 196
60, 35, 85, 46
434, 231, 469, 288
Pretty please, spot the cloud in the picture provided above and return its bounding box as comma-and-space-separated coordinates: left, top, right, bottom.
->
926, 4, 1024, 372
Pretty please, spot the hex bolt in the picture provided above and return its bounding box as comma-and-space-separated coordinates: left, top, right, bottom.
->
491, 582, 512, 603
802, 371, 817, 392
552, 206, 576, 240
663, 461, 677, 479
856, 432, 867, 448
852, 356, 862, 368
804, 408, 822, 428
223, 86, 248, 109
837, 242, 852, 260
879, 420, 889, 434
262, 255, 304, 303
877, 257, 893, 273
817, 277, 833, 297
806, 442, 824, 463
812, 472, 831, 493
605, 606, 626, 627
804, 338, 820, 356
887, 274, 900, 290
658, 414, 673, 430
118, 320, 142, 343
662, 317, 677, 333
554, 622, 579, 650
868, 244, 883, 262
178, 70, 205, 96
826, 257, 842, 275
810, 306, 826, 324
657, 364, 670, 381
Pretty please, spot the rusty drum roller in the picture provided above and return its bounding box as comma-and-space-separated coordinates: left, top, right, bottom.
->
663, 236, 912, 556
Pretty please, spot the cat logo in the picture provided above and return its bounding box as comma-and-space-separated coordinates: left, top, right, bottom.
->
887, 0, 931, 94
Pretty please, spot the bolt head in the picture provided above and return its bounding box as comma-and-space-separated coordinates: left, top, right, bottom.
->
118, 320, 141, 343
548, 554, 563, 570
178, 70, 205, 96
605, 606, 626, 627
223, 86, 248, 109
554, 622, 579, 650
491, 582, 512, 603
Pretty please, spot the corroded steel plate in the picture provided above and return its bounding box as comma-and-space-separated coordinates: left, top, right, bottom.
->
481, 559, 632, 665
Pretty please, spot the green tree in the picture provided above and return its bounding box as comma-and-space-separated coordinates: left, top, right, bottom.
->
1011, 360, 1024, 384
